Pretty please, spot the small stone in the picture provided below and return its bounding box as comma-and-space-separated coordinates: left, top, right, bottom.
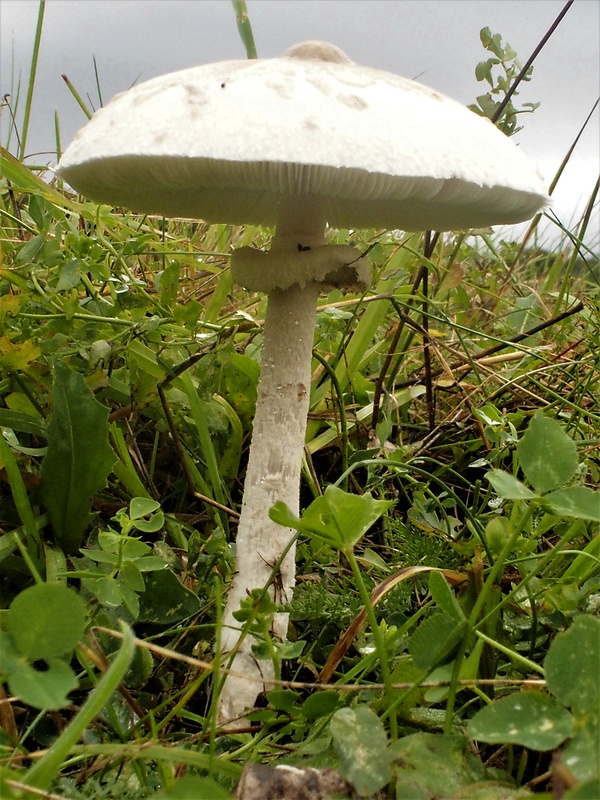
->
234, 762, 356, 800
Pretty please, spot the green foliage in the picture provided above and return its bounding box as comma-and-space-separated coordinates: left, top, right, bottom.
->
391, 733, 519, 800
40, 362, 116, 553
408, 611, 467, 672
330, 705, 395, 795
328, 708, 530, 799
468, 615, 599, 787
486, 412, 600, 522
23, 623, 136, 791
470, 27, 540, 135
0, 583, 86, 709
0, 4, 597, 798
8, 581, 86, 659
517, 412, 578, 493
136, 568, 201, 625
231, 0, 257, 60
69, 498, 170, 620
153, 775, 232, 799
271, 484, 393, 553
545, 616, 599, 717
468, 691, 575, 751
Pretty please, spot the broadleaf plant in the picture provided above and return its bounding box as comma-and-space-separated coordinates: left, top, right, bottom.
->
72, 497, 169, 620
330, 705, 395, 796
0, 583, 87, 709
468, 615, 599, 789
40, 361, 116, 552
486, 411, 600, 522
469, 26, 540, 135
270, 484, 393, 553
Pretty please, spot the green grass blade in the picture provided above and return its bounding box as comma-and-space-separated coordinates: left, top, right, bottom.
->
60, 73, 93, 120
177, 370, 229, 530
0, 432, 44, 582
231, 0, 258, 58
19, 0, 45, 160
53, 109, 61, 161
110, 423, 154, 499
93, 54, 104, 107
24, 622, 136, 790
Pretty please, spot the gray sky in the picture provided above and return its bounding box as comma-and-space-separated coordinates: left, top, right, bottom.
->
2, 0, 599, 245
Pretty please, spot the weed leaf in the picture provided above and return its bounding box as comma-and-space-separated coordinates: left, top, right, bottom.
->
408, 612, 467, 671
467, 691, 574, 750
544, 615, 599, 717
486, 470, 536, 500
1, 584, 85, 710
560, 725, 600, 786
41, 362, 115, 552
517, 412, 578, 493
270, 485, 392, 551
267, 689, 300, 713
428, 570, 465, 622
391, 733, 491, 798
8, 583, 86, 660
330, 705, 393, 796
543, 486, 600, 522
8, 658, 78, 711
302, 690, 341, 720
137, 569, 201, 624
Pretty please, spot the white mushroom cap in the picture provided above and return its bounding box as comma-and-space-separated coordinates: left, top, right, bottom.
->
57, 41, 548, 231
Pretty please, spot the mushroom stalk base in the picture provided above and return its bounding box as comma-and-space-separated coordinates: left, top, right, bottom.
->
218, 282, 319, 725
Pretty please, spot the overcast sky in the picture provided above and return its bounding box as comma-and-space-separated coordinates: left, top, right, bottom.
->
2, 0, 599, 245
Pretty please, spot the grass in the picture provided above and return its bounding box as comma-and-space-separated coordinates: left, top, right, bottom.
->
0, 2, 599, 798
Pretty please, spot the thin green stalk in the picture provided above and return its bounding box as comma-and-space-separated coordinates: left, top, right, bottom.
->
177, 370, 229, 532
93, 55, 104, 107
20, 311, 123, 323
443, 504, 534, 733
478, 517, 590, 630
54, 109, 62, 162
561, 536, 600, 583
516, 749, 529, 788
474, 630, 545, 675
19, 0, 45, 160
513, 100, 598, 260
40, 742, 242, 779
527, 374, 600, 422
0, 433, 44, 582
555, 175, 600, 313
61, 73, 93, 119
92, 230, 172, 315
110, 423, 153, 499
312, 350, 349, 487
337, 457, 488, 549
153, 669, 213, 736
0, 207, 37, 233
24, 622, 136, 790
344, 548, 398, 739
206, 575, 223, 773
307, 238, 421, 439
231, 0, 258, 59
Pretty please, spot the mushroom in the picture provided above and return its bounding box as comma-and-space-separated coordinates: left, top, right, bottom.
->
56, 40, 548, 724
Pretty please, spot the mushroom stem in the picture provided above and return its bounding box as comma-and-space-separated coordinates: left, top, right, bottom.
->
218, 284, 319, 721
218, 219, 327, 724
